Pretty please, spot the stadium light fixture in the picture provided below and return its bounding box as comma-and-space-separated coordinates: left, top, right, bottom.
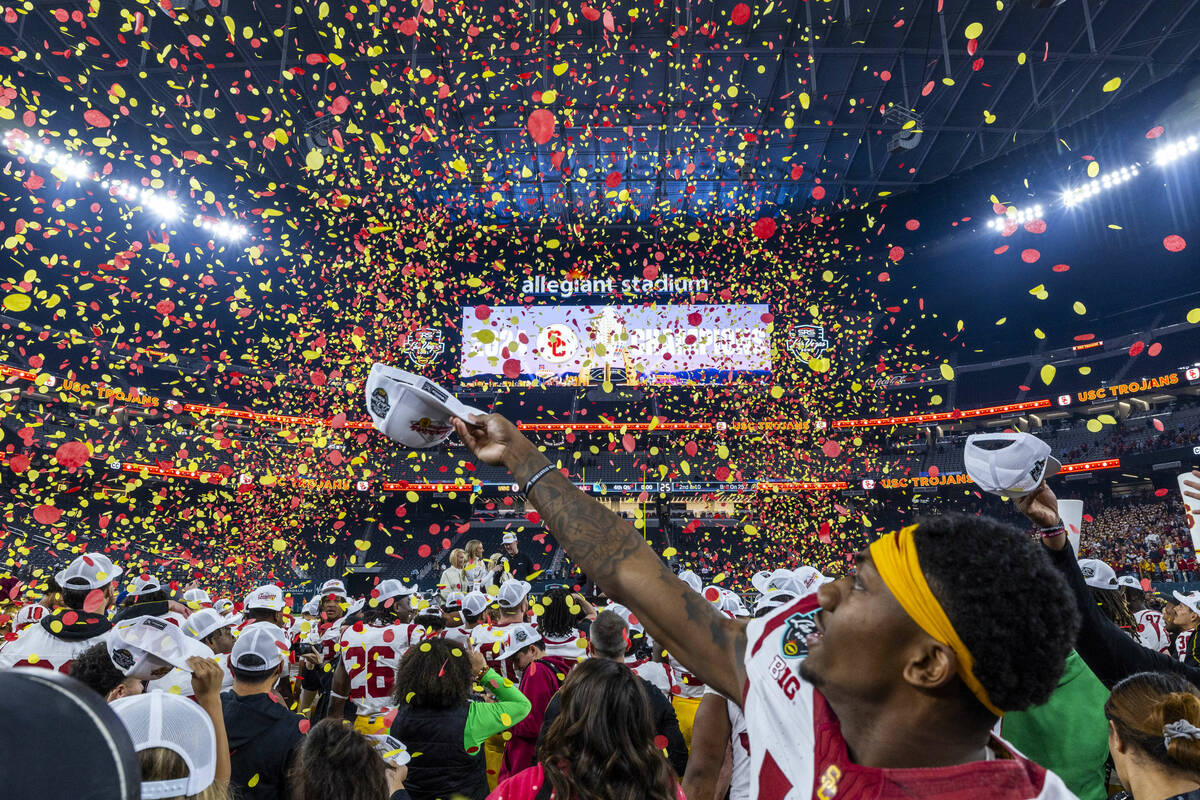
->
1153, 135, 1200, 167
1061, 164, 1139, 208
194, 215, 247, 241
986, 205, 1044, 231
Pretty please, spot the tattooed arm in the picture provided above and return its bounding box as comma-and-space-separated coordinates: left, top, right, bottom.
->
452, 413, 748, 701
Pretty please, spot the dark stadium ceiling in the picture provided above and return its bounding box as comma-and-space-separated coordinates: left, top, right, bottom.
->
6, 0, 1199, 223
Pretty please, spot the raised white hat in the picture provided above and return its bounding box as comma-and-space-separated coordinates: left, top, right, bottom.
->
1078, 559, 1118, 590
963, 432, 1061, 497
107, 617, 212, 680
365, 363, 483, 449
496, 622, 543, 661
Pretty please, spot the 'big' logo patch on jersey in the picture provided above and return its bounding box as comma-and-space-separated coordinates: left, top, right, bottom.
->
780, 610, 817, 659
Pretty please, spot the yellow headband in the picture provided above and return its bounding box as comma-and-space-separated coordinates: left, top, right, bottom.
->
869, 525, 1004, 718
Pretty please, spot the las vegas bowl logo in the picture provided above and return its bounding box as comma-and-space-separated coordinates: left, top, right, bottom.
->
537, 324, 579, 364
787, 324, 831, 359
403, 328, 445, 368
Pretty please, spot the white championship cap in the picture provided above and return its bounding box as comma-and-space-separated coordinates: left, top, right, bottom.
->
677, 570, 703, 594
1175, 590, 1200, 617
229, 623, 289, 673
182, 588, 212, 608
126, 575, 162, 597
244, 584, 285, 612
497, 579, 531, 609
371, 579, 416, 606
318, 579, 348, 599
462, 590, 492, 617
1116, 575, 1143, 591
111, 692, 217, 800
56, 552, 123, 591
182, 609, 228, 642
365, 363, 484, 449
963, 432, 1061, 498
213, 598, 234, 616
753, 591, 798, 618
606, 602, 644, 633
442, 591, 465, 611
108, 617, 212, 680
496, 623, 543, 661
1078, 559, 1118, 590
501, 532, 518, 545
368, 734, 412, 767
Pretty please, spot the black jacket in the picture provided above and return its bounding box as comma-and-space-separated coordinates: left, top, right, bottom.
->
221, 690, 307, 800
390, 704, 490, 800
537, 673, 689, 776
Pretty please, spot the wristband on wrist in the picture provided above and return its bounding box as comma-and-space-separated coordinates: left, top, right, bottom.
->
1032, 522, 1066, 539
523, 464, 555, 496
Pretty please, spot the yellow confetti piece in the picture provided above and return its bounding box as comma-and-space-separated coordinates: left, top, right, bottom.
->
1102, 76, 1122, 93
305, 149, 325, 171
1188, 309, 1200, 324
1086, 419, 1103, 433
964, 22, 983, 39
1072, 301, 1086, 315
1040, 364, 1056, 385
1098, 414, 1117, 425
3, 293, 31, 312
939, 363, 955, 381
1087, 161, 1100, 178
248, 775, 260, 788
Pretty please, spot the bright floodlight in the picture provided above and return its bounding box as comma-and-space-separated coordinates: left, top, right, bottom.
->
1154, 135, 1200, 167
141, 191, 181, 220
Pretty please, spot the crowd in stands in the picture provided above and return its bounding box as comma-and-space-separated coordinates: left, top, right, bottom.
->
1079, 496, 1197, 582
7, 411, 1200, 800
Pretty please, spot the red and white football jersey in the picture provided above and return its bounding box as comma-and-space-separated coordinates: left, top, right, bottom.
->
668, 652, 705, 699
1134, 609, 1169, 654
472, 621, 520, 683
542, 630, 588, 661
339, 622, 409, 717
0, 625, 108, 673
626, 657, 672, 698
1177, 629, 1194, 662
742, 594, 1076, 800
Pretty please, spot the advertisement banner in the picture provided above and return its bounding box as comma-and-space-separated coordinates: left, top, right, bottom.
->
461, 304, 772, 381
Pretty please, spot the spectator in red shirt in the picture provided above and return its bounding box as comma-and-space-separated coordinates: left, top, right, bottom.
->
495, 623, 574, 782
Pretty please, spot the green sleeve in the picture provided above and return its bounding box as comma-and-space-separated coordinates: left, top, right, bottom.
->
463, 669, 532, 751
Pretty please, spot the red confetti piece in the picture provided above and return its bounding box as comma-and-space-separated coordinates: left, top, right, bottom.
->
1051, 264, 1070, 272
1155, 488, 1169, 497
1128, 341, 1145, 357
1020, 248, 1040, 263
474, 305, 490, 320
905, 219, 920, 231
418, 544, 431, 558
888, 246, 904, 261
527, 109, 556, 144
83, 109, 111, 128
1164, 234, 1186, 252
83, 589, 106, 613
730, 3, 751, 24
155, 299, 175, 315
502, 359, 522, 379
752, 217, 777, 239
1153, 418, 1165, 432
811, 185, 826, 200
604, 171, 622, 188
33, 504, 62, 524
1146, 126, 1164, 139
55, 441, 90, 469
821, 440, 842, 458
1148, 342, 1162, 357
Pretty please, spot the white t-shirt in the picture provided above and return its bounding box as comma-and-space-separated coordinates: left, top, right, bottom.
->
627, 658, 672, 698
742, 594, 1077, 800
338, 621, 409, 717
542, 630, 588, 660
1134, 609, 1169, 654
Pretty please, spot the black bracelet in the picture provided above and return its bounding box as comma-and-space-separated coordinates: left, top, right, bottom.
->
1032, 522, 1067, 539
523, 464, 556, 495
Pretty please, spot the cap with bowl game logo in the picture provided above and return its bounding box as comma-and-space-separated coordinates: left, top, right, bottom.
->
182, 588, 212, 608
963, 432, 1062, 498
107, 617, 212, 680
496, 623, 543, 661
501, 532, 518, 545
1078, 559, 1118, 590
244, 584, 285, 612
365, 363, 485, 449
318, 579, 348, 599
1116, 575, 1143, 591
126, 575, 162, 597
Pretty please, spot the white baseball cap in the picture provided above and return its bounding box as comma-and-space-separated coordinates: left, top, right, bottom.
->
126, 575, 162, 597
1175, 591, 1200, 617
365, 363, 484, 449
182, 609, 228, 642
56, 552, 123, 591
605, 602, 644, 633
501, 532, 518, 545
107, 617, 212, 680
12, 603, 46, 631
677, 570, 702, 594
704, 586, 748, 617
1117, 575, 1143, 590
963, 433, 1061, 497
301, 597, 320, 615
368, 734, 411, 767
229, 623, 289, 673
318, 579, 348, 599
371, 579, 415, 606
182, 588, 212, 608
442, 591, 465, 610
462, 590, 492, 617
111, 692, 217, 800
213, 598, 234, 616
244, 584, 285, 612
496, 622, 543, 661
1078, 559, 1118, 590
753, 591, 798, 617
497, 579, 531, 609
792, 566, 834, 595
749, 570, 775, 595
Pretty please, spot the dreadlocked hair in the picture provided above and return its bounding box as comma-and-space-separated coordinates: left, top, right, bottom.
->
391, 637, 473, 710
911, 513, 1080, 715
538, 586, 585, 638
1091, 586, 1138, 640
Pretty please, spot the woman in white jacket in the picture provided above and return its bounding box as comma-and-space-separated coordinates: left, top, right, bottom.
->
438, 548, 468, 602
462, 539, 491, 592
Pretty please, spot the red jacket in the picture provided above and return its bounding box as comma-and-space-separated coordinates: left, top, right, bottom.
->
499, 655, 576, 782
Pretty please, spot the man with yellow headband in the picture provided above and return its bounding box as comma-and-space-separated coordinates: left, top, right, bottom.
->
449, 413, 1082, 800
